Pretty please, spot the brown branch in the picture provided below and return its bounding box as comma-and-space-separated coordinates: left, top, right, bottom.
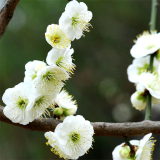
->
0, 0, 20, 39
0, 106, 160, 137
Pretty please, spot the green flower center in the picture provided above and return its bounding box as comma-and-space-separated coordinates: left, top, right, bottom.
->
137, 63, 155, 75
56, 56, 64, 66
69, 132, 80, 143
71, 14, 79, 26
146, 44, 155, 50
51, 35, 60, 44
56, 56, 70, 71
17, 97, 28, 109
43, 71, 56, 82
35, 96, 44, 106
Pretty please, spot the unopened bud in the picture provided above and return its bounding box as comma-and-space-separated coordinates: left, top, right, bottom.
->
63, 109, 75, 116
54, 108, 63, 116
131, 91, 146, 111
119, 146, 130, 158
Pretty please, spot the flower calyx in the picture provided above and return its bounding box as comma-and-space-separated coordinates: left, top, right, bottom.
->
120, 143, 138, 159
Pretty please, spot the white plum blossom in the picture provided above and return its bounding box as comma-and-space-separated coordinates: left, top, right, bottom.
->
136, 83, 160, 106
54, 89, 77, 118
24, 60, 46, 84
2, 82, 31, 125
59, 0, 92, 41
138, 72, 160, 99
45, 24, 71, 49
46, 46, 75, 74
131, 91, 146, 111
26, 90, 55, 121
127, 56, 159, 83
136, 133, 156, 160
112, 133, 156, 160
130, 31, 160, 58
112, 140, 139, 160
32, 65, 69, 95
45, 131, 68, 159
136, 83, 146, 92
45, 115, 94, 160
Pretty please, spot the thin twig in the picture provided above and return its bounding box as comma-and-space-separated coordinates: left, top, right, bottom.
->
145, 0, 158, 120
0, 106, 160, 137
0, 0, 20, 39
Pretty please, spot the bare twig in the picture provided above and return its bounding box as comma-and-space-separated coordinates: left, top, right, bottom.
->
0, 0, 20, 39
0, 106, 160, 137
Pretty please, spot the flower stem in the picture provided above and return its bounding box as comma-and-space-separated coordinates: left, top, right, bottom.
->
145, 0, 158, 120
124, 136, 132, 148
148, 54, 154, 72
124, 136, 135, 157
150, 0, 157, 30
145, 92, 152, 120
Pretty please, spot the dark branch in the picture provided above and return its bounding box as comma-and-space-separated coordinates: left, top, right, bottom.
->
0, 106, 160, 137
0, 0, 20, 39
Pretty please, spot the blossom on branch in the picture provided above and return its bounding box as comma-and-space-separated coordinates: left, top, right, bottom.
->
26, 92, 55, 121
127, 56, 159, 83
138, 72, 160, 99
45, 115, 94, 160
130, 31, 160, 58
24, 60, 46, 84
112, 140, 139, 160
2, 82, 31, 125
32, 65, 69, 95
136, 133, 156, 160
131, 91, 146, 111
53, 89, 77, 119
45, 24, 71, 49
131, 83, 160, 111
46, 45, 75, 74
112, 133, 156, 160
59, 0, 92, 41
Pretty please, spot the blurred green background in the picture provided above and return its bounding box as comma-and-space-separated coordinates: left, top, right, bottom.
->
0, 0, 160, 159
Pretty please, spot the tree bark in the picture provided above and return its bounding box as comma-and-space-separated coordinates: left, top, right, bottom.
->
0, 0, 20, 39
0, 105, 160, 137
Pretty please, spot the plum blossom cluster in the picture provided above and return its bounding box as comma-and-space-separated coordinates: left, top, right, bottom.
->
112, 133, 156, 160
127, 31, 160, 111
2, 0, 94, 159
3, 0, 159, 159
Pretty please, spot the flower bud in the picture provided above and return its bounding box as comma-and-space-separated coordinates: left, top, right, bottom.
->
54, 108, 63, 116
131, 91, 146, 111
119, 146, 130, 158
35, 63, 45, 72
63, 109, 75, 116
